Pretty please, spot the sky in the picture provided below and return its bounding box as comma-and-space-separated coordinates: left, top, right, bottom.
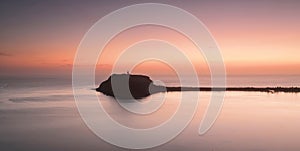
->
0, 0, 300, 76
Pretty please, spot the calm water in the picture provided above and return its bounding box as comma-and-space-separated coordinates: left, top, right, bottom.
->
0, 75, 300, 151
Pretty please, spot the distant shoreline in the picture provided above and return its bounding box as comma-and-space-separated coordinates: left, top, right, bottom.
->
166, 87, 300, 93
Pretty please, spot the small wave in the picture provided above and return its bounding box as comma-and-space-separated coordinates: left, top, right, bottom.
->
0, 83, 8, 89
8, 94, 73, 103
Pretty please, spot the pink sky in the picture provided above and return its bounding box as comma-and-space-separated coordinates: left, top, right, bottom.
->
1, 1, 299, 76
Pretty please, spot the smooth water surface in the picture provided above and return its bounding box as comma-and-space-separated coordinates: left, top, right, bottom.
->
0, 75, 299, 151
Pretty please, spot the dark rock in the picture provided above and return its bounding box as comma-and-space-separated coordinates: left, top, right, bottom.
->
96, 74, 165, 99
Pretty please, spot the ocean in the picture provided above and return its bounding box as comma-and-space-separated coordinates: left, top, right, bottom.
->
0, 74, 300, 151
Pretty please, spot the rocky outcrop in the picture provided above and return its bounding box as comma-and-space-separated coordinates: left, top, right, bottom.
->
96, 74, 165, 99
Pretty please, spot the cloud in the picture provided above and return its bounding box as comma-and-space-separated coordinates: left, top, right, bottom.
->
0, 52, 12, 57
96, 64, 112, 69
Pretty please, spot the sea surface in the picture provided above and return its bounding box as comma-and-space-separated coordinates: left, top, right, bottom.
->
0, 75, 300, 151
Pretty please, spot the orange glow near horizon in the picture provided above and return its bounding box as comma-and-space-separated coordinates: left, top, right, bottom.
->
2, 21, 300, 76
95, 25, 210, 76
95, 24, 300, 76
